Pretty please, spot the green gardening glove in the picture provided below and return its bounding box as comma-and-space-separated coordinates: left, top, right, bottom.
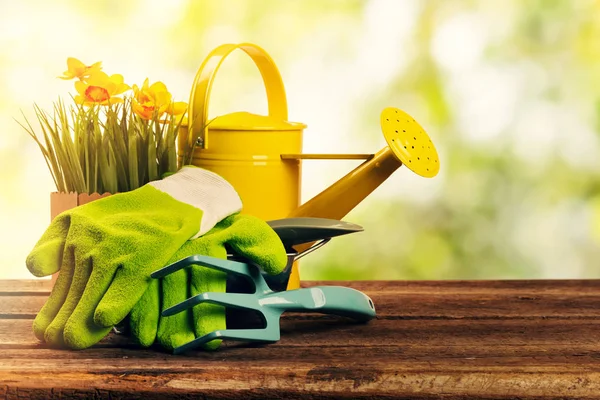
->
26, 166, 242, 349
129, 213, 288, 351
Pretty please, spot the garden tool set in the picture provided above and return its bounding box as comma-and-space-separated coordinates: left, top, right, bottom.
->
151, 216, 375, 354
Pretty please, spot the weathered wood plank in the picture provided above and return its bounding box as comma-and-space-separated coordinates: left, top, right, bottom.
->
0, 279, 51, 294
3, 278, 600, 295
304, 279, 600, 294
5, 290, 600, 320
1, 361, 599, 399
4, 318, 600, 349
0, 296, 46, 318
0, 319, 37, 346
3, 341, 600, 368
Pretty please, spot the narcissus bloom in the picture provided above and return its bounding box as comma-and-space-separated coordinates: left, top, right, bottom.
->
59, 57, 102, 81
132, 78, 187, 120
166, 101, 188, 118
74, 71, 130, 106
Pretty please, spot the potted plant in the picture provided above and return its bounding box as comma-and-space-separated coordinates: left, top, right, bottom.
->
18, 58, 189, 284
17, 57, 188, 220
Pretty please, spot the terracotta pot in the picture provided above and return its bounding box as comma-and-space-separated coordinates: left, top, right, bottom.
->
49, 192, 113, 285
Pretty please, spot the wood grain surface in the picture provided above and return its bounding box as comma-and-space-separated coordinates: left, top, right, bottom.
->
1, 279, 600, 399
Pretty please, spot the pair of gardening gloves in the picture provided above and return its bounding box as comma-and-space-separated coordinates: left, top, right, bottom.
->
26, 166, 288, 351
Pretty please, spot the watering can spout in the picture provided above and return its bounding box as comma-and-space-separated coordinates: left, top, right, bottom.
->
285, 106, 440, 220
288, 147, 402, 220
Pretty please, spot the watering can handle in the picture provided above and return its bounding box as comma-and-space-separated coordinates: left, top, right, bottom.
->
187, 42, 289, 150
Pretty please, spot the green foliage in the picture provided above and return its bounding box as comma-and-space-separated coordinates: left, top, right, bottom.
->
17, 97, 180, 194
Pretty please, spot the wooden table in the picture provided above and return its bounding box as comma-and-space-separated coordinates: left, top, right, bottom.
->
1, 279, 600, 399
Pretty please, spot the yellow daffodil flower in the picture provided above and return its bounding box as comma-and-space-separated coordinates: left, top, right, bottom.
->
74, 71, 130, 106
166, 101, 188, 117
59, 57, 102, 81
132, 78, 187, 120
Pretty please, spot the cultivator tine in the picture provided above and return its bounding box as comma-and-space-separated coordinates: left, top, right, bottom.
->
173, 328, 281, 355
162, 292, 261, 317
152, 254, 257, 280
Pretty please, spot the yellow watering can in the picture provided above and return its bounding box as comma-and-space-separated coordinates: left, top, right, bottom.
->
178, 42, 440, 289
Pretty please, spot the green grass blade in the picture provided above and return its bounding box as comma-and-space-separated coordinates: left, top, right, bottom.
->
101, 107, 129, 191
33, 104, 66, 192
37, 105, 73, 192
56, 101, 86, 192
128, 129, 139, 190
97, 125, 118, 193
136, 116, 149, 185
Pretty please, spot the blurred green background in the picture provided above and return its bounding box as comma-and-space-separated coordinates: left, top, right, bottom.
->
1, 0, 600, 280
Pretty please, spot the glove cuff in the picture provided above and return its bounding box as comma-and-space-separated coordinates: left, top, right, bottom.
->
149, 166, 242, 237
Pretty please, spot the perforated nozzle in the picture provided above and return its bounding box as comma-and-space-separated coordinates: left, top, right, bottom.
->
380, 107, 440, 178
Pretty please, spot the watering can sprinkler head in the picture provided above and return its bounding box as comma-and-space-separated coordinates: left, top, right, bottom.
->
379, 107, 440, 178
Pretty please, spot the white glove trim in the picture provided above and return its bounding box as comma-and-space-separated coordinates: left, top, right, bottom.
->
149, 166, 242, 237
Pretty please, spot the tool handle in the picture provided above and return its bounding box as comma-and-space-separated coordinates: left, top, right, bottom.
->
268, 286, 377, 322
